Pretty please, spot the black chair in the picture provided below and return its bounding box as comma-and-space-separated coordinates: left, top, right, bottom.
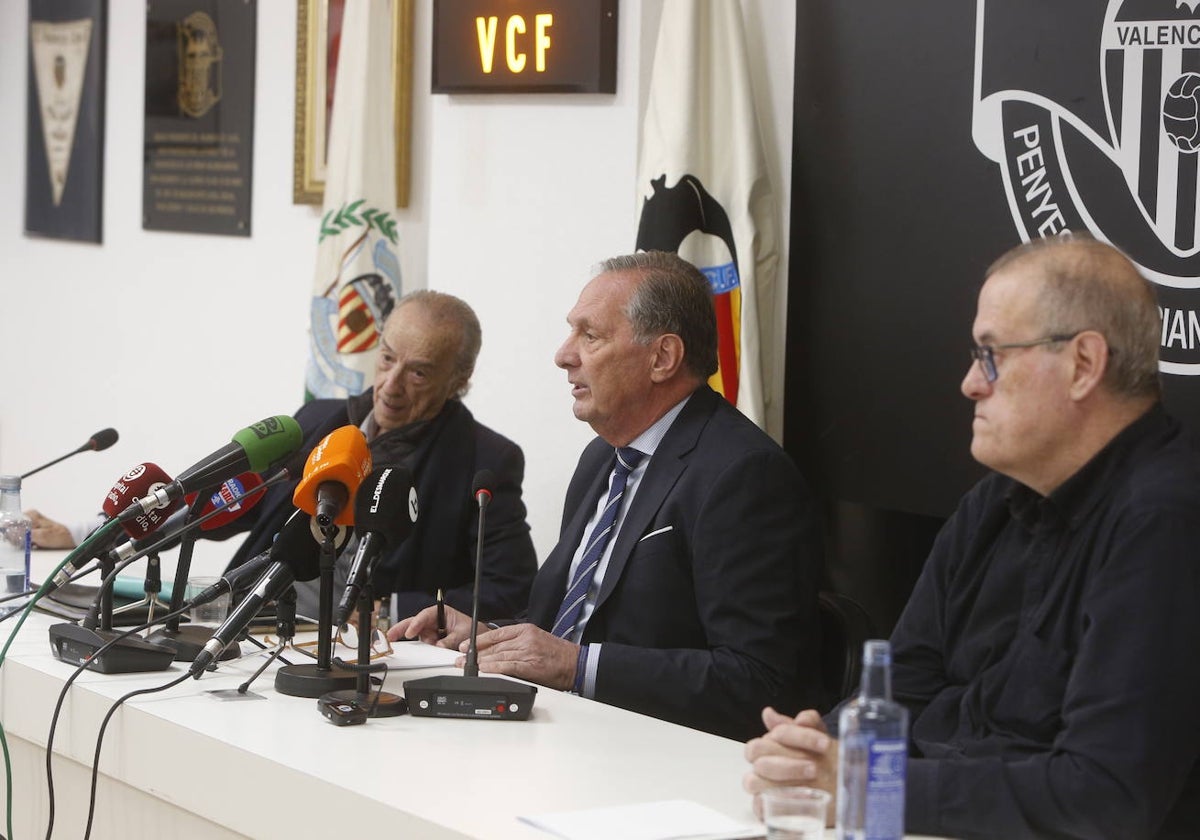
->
817, 591, 877, 712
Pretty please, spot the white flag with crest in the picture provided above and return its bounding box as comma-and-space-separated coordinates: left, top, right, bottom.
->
635, 0, 778, 428
306, 0, 403, 400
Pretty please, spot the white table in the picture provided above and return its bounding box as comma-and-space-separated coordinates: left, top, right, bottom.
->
0, 588, 757, 839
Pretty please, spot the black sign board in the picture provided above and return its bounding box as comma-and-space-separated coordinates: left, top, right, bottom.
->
143, 0, 256, 236
785, 0, 1200, 519
432, 0, 617, 93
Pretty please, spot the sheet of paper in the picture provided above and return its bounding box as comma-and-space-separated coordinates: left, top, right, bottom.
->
381, 640, 461, 670
520, 799, 765, 840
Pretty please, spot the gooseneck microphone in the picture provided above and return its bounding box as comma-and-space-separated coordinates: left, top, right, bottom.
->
405, 469, 537, 720
119, 416, 302, 519
20, 427, 119, 480
463, 470, 495, 678
333, 466, 417, 627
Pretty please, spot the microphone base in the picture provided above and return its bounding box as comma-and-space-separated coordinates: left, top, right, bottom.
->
145, 625, 242, 663
274, 663, 359, 698
403, 674, 536, 721
48, 623, 176, 674
322, 688, 409, 718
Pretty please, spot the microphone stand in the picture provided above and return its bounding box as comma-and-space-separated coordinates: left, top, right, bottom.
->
404, 481, 536, 719
47, 554, 176, 675
274, 524, 357, 697
111, 550, 172, 624
321, 581, 404, 717
145, 507, 241, 663
236, 587, 298, 694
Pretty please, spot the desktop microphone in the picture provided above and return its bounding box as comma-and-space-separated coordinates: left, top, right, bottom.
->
190, 510, 325, 675
333, 466, 417, 627
119, 416, 302, 519
20, 427, 119, 480
404, 469, 537, 721
292, 425, 371, 528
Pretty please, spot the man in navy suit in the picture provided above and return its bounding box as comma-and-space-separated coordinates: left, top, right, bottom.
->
393, 251, 822, 741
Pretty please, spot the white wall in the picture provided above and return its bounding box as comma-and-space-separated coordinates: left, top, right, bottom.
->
0, 0, 795, 563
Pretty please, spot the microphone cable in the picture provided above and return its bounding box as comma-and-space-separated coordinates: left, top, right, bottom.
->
0, 559, 101, 618
39, 468, 283, 839
42, 599, 191, 840
0, 519, 124, 840
83, 671, 192, 840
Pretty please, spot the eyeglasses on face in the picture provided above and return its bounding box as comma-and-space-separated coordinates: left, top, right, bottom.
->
969, 332, 1081, 383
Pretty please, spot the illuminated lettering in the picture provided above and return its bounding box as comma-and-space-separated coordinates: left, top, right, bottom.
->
535, 14, 552, 72
476, 16, 498, 73
506, 15, 527, 73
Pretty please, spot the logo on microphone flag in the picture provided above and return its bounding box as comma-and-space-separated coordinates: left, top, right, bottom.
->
306, 0, 402, 400
635, 0, 779, 429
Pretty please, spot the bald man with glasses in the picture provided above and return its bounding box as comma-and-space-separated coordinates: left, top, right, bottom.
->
745, 236, 1200, 839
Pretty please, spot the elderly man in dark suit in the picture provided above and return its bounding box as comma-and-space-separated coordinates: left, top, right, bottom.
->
393, 251, 822, 741
222, 290, 537, 623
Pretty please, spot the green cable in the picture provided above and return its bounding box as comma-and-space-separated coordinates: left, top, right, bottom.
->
0, 518, 123, 840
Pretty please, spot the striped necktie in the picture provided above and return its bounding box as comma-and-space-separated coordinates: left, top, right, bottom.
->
551, 447, 645, 639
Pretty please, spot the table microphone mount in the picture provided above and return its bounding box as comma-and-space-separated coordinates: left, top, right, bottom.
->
319, 581, 405, 718
145, 503, 240, 664
48, 551, 175, 675
274, 522, 358, 697
405, 471, 536, 720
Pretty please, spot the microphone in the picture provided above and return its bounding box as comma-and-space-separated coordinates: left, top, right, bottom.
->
333, 466, 417, 627
405, 469, 536, 720
291, 425, 371, 528
120, 416, 302, 518
190, 510, 325, 675
20, 427, 119, 479
44, 463, 182, 594
183, 471, 267, 531
183, 549, 277, 613
463, 469, 495, 677
110, 471, 271, 564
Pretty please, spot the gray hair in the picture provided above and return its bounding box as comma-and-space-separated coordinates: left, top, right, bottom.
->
394, 289, 482, 398
987, 235, 1161, 399
594, 251, 719, 380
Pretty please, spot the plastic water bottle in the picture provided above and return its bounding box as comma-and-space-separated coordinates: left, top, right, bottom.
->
837, 639, 908, 840
0, 475, 31, 619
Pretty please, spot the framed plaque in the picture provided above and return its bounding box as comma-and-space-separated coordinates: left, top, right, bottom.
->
25, 0, 107, 243
293, 0, 413, 206
143, 0, 256, 236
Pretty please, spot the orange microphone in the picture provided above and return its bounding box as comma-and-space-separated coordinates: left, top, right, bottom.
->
292, 426, 372, 528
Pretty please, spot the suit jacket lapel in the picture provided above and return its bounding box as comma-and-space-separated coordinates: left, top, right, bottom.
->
530, 442, 613, 627
591, 387, 716, 613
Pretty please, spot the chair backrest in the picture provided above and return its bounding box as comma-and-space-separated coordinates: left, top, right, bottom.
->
817, 591, 877, 712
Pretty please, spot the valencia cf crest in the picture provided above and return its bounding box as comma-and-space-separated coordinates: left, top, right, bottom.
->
974, 0, 1200, 374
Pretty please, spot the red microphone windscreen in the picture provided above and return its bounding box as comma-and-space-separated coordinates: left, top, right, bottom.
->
291, 426, 372, 526
101, 463, 185, 538
189, 472, 267, 530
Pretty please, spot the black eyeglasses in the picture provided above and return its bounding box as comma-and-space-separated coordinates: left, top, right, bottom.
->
969, 333, 1080, 383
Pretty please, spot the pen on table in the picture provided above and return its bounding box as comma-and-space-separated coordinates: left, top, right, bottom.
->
436, 588, 447, 639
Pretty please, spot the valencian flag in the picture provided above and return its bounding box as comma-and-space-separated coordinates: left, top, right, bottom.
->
635, 0, 778, 427
306, 0, 403, 399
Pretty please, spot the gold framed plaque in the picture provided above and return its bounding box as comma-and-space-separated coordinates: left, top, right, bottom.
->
293, 0, 412, 206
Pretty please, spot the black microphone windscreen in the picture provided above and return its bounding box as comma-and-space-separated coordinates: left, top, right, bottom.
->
268, 510, 323, 582
89, 428, 119, 452
472, 469, 496, 497
353, 466, 416, 545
